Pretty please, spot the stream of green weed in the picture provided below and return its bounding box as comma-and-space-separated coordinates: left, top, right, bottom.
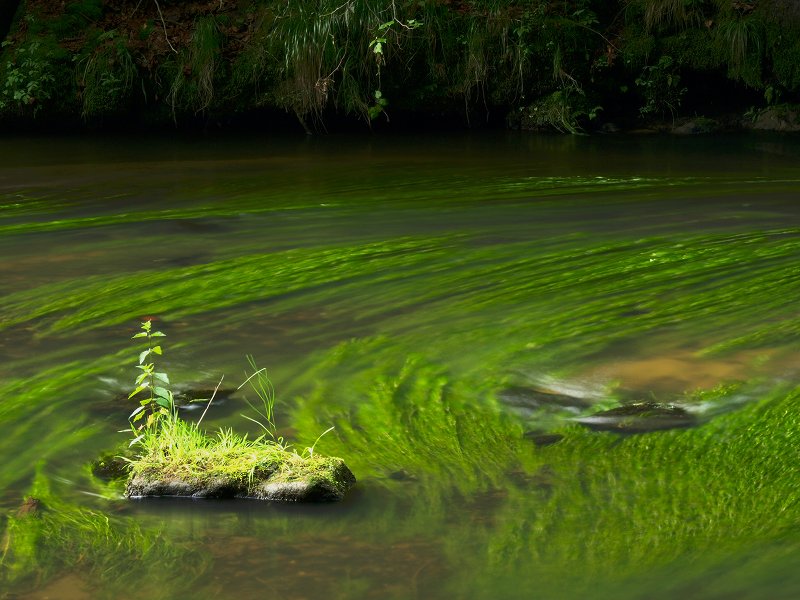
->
1, 132, 800, 599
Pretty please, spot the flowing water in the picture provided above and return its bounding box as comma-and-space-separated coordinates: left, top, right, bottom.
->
2, 132, 800, 599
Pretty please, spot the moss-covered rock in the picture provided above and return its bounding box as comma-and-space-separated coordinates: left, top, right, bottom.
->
126, 454, 356, 502
123, 419, 356, 502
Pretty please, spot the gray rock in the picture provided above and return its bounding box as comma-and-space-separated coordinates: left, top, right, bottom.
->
576, 402, 696, 433
497, 385, 592, 417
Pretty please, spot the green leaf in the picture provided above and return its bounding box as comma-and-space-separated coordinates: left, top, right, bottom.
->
153, 386, 171, 400
129, 405, 146, 420
132, 332, 148, 339
128, 383, 149, 399
155, 397, 172, 409
138, 349, 150, 364
150, 331, 166, 337
151, 345, 162, 355
153, 372, 170, 384
135, 372, 148, 385
129, 434, 145, 447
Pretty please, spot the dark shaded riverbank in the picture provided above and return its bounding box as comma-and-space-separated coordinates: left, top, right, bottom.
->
2, 1, 800, 134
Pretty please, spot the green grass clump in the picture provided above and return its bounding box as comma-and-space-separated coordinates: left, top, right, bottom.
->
123, 328, 348, 499
132, 418, 290, 486
165, 16, 224, 117
75, 30, 137, 119
128, 417, 350, 499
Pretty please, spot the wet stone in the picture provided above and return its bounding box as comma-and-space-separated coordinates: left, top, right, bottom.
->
497, 385, 592, 417
523, 432, 564, 447
576, 402, 696, 433
388, 469, 417, 481
16, 496, 42, 518
98, 388, 237, 418
173, 387, 237, 407
126, 457, 356, 503
91, 452, 133, 480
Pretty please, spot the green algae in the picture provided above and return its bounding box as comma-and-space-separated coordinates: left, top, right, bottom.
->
448, 383, 800, 598
3, 137, 800, 598
5, 222, 798, 371
3, 340, 800, 598
0, 174, 792, 237
289, 347, 800, 598
1, 469, 210, 599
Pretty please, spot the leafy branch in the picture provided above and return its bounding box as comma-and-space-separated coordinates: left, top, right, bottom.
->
368, 17, 423, 120
127, 320, 174, 444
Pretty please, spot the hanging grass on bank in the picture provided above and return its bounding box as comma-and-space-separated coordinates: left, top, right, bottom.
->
3, 0, 799, 129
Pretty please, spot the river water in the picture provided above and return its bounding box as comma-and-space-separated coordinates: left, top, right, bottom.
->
2, 132, 800, 599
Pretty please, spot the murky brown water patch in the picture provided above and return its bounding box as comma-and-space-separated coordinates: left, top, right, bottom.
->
588, 348, 794, 395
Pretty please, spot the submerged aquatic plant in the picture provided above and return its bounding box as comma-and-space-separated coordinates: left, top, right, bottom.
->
0, 467, 211, 596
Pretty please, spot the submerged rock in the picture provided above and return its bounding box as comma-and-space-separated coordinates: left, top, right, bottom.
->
92, 452, 132, 480
173, 387, 237, 407
388, 469, 417, 481
497, 385, 592, 417
126, 455, 356, 502
576, 402, 696, 433
523, 432, 564, 447
16, 496, 42, 518
98, 387, 237, 419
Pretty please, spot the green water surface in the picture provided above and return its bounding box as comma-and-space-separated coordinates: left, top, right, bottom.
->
2, 132, 800, 599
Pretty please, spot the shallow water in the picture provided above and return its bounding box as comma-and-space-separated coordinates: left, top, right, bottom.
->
2, 132, 800, 599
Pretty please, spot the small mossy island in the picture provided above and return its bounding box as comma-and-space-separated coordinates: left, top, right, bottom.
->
126, 420, 355, 502
118, 321, 355, 503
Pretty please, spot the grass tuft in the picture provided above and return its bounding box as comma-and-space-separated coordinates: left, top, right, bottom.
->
132, 417, 290, 488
